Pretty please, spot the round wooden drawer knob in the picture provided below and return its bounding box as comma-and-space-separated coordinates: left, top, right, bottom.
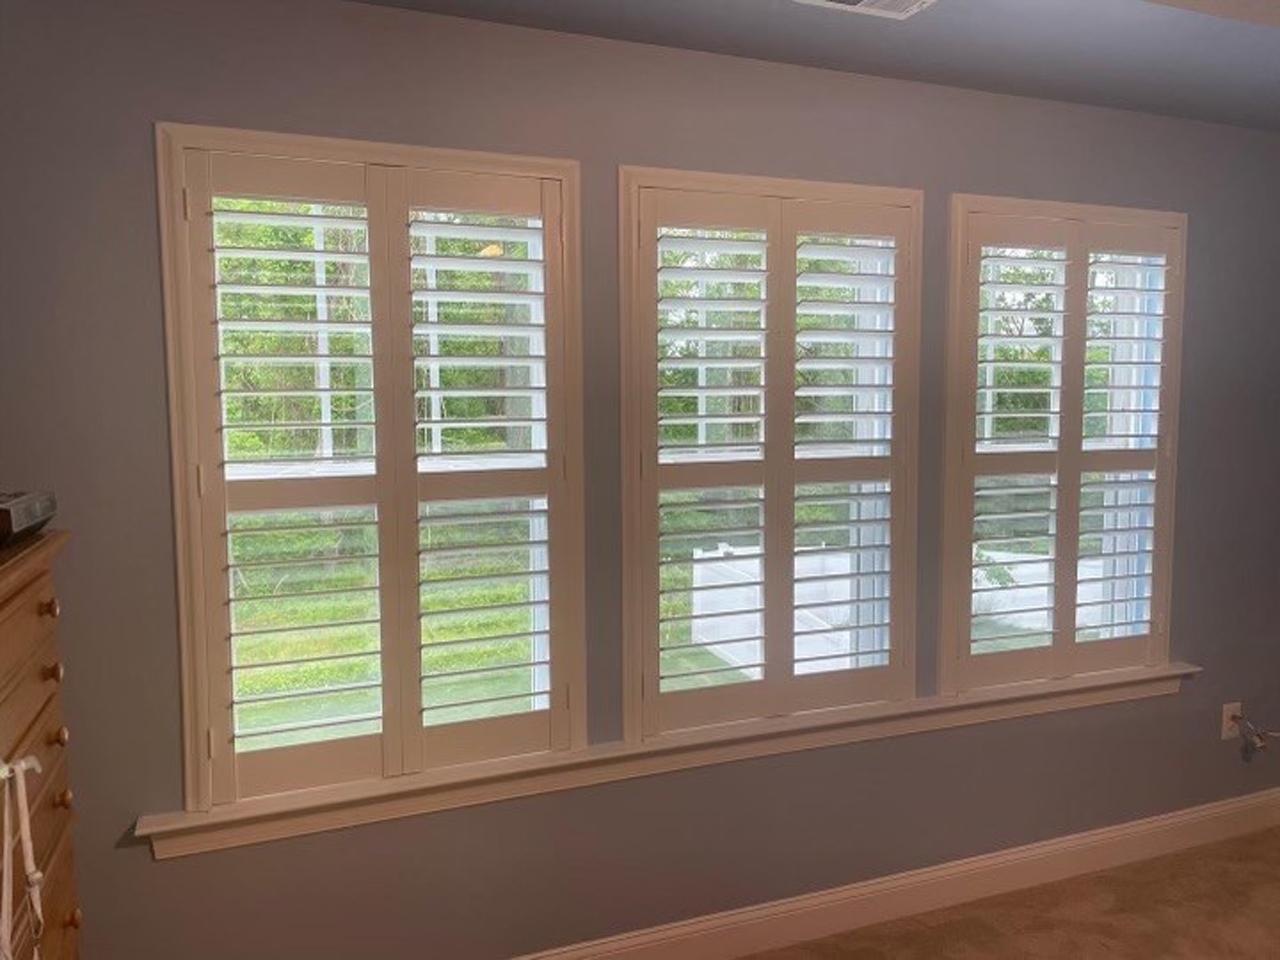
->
66, 907, 83, 929
37, 598, 61, 619
43, 662, 65, 684
49, 726, 71, 747
54, 789, 74, 809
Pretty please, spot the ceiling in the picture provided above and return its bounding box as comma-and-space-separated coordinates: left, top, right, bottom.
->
349, 0, 1280, 131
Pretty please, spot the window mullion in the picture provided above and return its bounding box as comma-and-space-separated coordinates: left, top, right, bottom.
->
764, 199, 795, 713
1052, 222, 1087, 678
379, 166, 424, 774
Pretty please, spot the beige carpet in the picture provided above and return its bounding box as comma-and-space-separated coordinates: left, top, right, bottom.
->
745, 827, 1280, 959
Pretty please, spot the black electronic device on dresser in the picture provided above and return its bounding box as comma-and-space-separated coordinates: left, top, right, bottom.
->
0, 491, 57, 547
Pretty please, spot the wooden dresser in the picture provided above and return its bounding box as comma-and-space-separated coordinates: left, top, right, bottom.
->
0, 533, 79, 959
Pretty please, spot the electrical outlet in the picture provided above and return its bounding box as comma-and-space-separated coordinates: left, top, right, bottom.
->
1222, 702, 1243, 740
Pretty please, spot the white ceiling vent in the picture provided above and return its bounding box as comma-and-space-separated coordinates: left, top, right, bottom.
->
792, 0, 939, 19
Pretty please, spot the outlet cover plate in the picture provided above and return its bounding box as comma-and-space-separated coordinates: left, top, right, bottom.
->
1222, 702, 1243, 740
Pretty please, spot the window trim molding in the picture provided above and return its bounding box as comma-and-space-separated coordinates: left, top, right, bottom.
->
620, 165, 923, 743
135, 660, 1198, 858
940, 193, 1187, 695
155, 123, 586, 813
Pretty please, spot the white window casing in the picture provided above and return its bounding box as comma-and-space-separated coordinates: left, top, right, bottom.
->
161, 127, 585, 807
941, 195, 1184, 693
621, 168, 922, 740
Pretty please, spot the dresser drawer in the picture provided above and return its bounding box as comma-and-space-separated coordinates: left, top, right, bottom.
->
9, 694, 70, 806
0, 574, 59, 694
8, 761, 74, 919
0, 635, 65, 759
38, 832, 79, 960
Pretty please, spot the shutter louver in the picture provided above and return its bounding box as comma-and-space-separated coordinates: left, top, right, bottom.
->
214, 198, 375, 478
658, 487, 765, 692
1084, 253, 1166, 450
657, 228, 767, 463
794, 235, 895, 458
419, 497, 551, 725
228, 506, 383, 750
1075, 471, 1156, 641
793, 482, 891, 674
410, 211, 548, 472
970, 474, 1057, 655
976, 247, 1066, 452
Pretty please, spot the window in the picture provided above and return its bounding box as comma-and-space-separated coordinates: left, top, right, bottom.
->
941, 195, 1184, 692
146, 134, 1194, 856
164, 130, 584, 806
621, 169, 922, 738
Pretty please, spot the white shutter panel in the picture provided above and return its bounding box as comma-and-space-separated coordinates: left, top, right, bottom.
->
400, 170, 580, 767
187, 153, 395, 800
945, 197, 1184, 692
213, 196, 386, 753
631, 179, 919, 735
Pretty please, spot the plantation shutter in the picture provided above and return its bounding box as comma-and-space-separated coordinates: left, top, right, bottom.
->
181, 147, 583, 803
393, 169, 581, 770
944, 199, 1183, 692
187, 152, 399, 800
633, 182, 918, 736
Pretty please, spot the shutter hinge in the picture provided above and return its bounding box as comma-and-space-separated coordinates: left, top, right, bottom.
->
206, 728, 215, 759
195, 463, 205, 497
182, 187, 190, 222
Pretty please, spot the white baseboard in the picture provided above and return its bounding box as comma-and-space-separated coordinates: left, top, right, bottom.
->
521, 786, 1280, 960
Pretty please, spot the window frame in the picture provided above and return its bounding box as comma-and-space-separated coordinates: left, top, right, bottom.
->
940, 194, 1186, 694
619, 166, 923, 742
157, 123, 586, 812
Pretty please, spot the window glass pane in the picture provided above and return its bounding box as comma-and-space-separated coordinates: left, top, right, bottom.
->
976, 247, 1065, 453
411, 212, 547, 472
971, 474, 1057, 654
795, 235, 895, 458
1084, 253, 1166, 451
419, 497, 550, 725
214, 198, 375, 479
793, 481, 891, 674
227, 506, 382, 751
657, 228, 767, 464
1076, 471, 1156, 641
658, 487, 765, 691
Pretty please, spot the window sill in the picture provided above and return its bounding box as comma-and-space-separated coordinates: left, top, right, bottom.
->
135, 661, 1198, 859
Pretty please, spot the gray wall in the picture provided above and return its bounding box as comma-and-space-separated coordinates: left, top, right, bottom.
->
2, 1, 1279, 957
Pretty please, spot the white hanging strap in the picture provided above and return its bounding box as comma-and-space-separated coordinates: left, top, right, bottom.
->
0, 757, 44, 960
